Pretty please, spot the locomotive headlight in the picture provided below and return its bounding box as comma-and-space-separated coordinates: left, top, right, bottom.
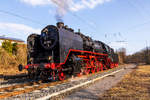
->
48, 56, 52, 60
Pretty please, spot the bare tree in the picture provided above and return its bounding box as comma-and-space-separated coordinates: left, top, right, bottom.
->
125, 47, 150, 64
116, 48, 126, 64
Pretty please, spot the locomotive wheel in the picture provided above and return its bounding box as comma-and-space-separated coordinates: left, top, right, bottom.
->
51, 71, 56, 81
69, 55, 83, 76
91, 58, 100, 72
27, 68, 37, 80
28, 72, 35, 79
91, 67, 96, 73
84, 60, 91, 75
96, 67, 100, 72
110, 63, 113, 68
58, 71, 65, 81
77, 70, 83, 77
90, 58, 97, 73
40, 71, 49, 82
96, 62, 100, 72
115, 63, 118, 67
84, 68, 90, 75
106, 64, 111, 69
106, 58, 112, 69
99, 62, 104, 71
103, 65, 108, 70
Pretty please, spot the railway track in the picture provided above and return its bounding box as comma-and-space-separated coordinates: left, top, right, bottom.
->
0, 65, 127, 100
0, 74, 30, 88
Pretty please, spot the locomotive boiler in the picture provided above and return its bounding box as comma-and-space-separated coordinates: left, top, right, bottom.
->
18, 22, 119, 81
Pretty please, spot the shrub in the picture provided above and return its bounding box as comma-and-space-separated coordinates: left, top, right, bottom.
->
0, 44, 27, 75
2, 40, 13, 54
12, 43, 18, 55
1, 40, 18, 55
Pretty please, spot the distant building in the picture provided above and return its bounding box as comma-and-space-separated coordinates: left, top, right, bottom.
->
0, 36, 24, 46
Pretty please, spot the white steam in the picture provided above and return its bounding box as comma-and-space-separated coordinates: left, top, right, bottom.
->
51, 0, 71, 22
20, 0, 112, 22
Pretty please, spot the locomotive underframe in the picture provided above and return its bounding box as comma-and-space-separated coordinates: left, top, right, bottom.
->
24, 49, 118, 81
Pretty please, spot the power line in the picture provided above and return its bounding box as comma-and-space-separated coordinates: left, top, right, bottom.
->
0, 1, 99, 39
133, 0, 150, 17
126, 20, 150, 32
69, 11, 97, 30
126, 0, 144, 17
108, 1, 150, 46
125, 0, 150, 31
105, 1, 150, 45
0, 8, 98, 37
0, 9, 45, 25
68, 12, 97, 38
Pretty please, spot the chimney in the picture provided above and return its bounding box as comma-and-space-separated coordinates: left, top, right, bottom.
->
56, 22, 64, 28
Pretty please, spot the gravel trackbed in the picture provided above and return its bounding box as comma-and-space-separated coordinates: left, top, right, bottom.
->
63, 64, 136, 100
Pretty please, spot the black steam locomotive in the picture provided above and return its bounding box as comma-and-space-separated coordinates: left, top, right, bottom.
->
19, 22, 119, 81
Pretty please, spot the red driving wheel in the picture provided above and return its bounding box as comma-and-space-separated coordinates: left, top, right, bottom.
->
94, 58, 100, 72
84, 60, 91, 75
96, 61, 100, 72
99, 62, 104, 71
91, 67, 96, 73
58, 70, 65, 81
52, 71, 56, 80
85, 68, 90, 75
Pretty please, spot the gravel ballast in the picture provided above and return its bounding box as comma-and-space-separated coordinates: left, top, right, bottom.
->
63, 64, 136, 100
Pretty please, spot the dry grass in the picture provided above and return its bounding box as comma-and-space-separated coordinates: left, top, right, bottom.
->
99, 65, 150, 100
0, 44, 27, 75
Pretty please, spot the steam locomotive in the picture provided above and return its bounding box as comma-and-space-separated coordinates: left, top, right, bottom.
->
18, 22, 119, 81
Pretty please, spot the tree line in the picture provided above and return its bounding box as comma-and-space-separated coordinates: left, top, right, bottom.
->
117, 47, 150, 64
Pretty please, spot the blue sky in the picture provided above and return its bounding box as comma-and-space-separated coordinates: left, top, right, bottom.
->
0, 0, 150, 55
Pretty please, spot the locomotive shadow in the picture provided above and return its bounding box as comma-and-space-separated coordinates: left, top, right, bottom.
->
0, 73, 33, 85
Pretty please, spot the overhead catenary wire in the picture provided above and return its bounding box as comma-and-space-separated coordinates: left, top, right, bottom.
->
68, 12, 97, 38
130, 0, 150, 18
0, 8, 96, 38
125, 0, 150, 31
107, 0, 150, 47
0, 9, 45, 25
